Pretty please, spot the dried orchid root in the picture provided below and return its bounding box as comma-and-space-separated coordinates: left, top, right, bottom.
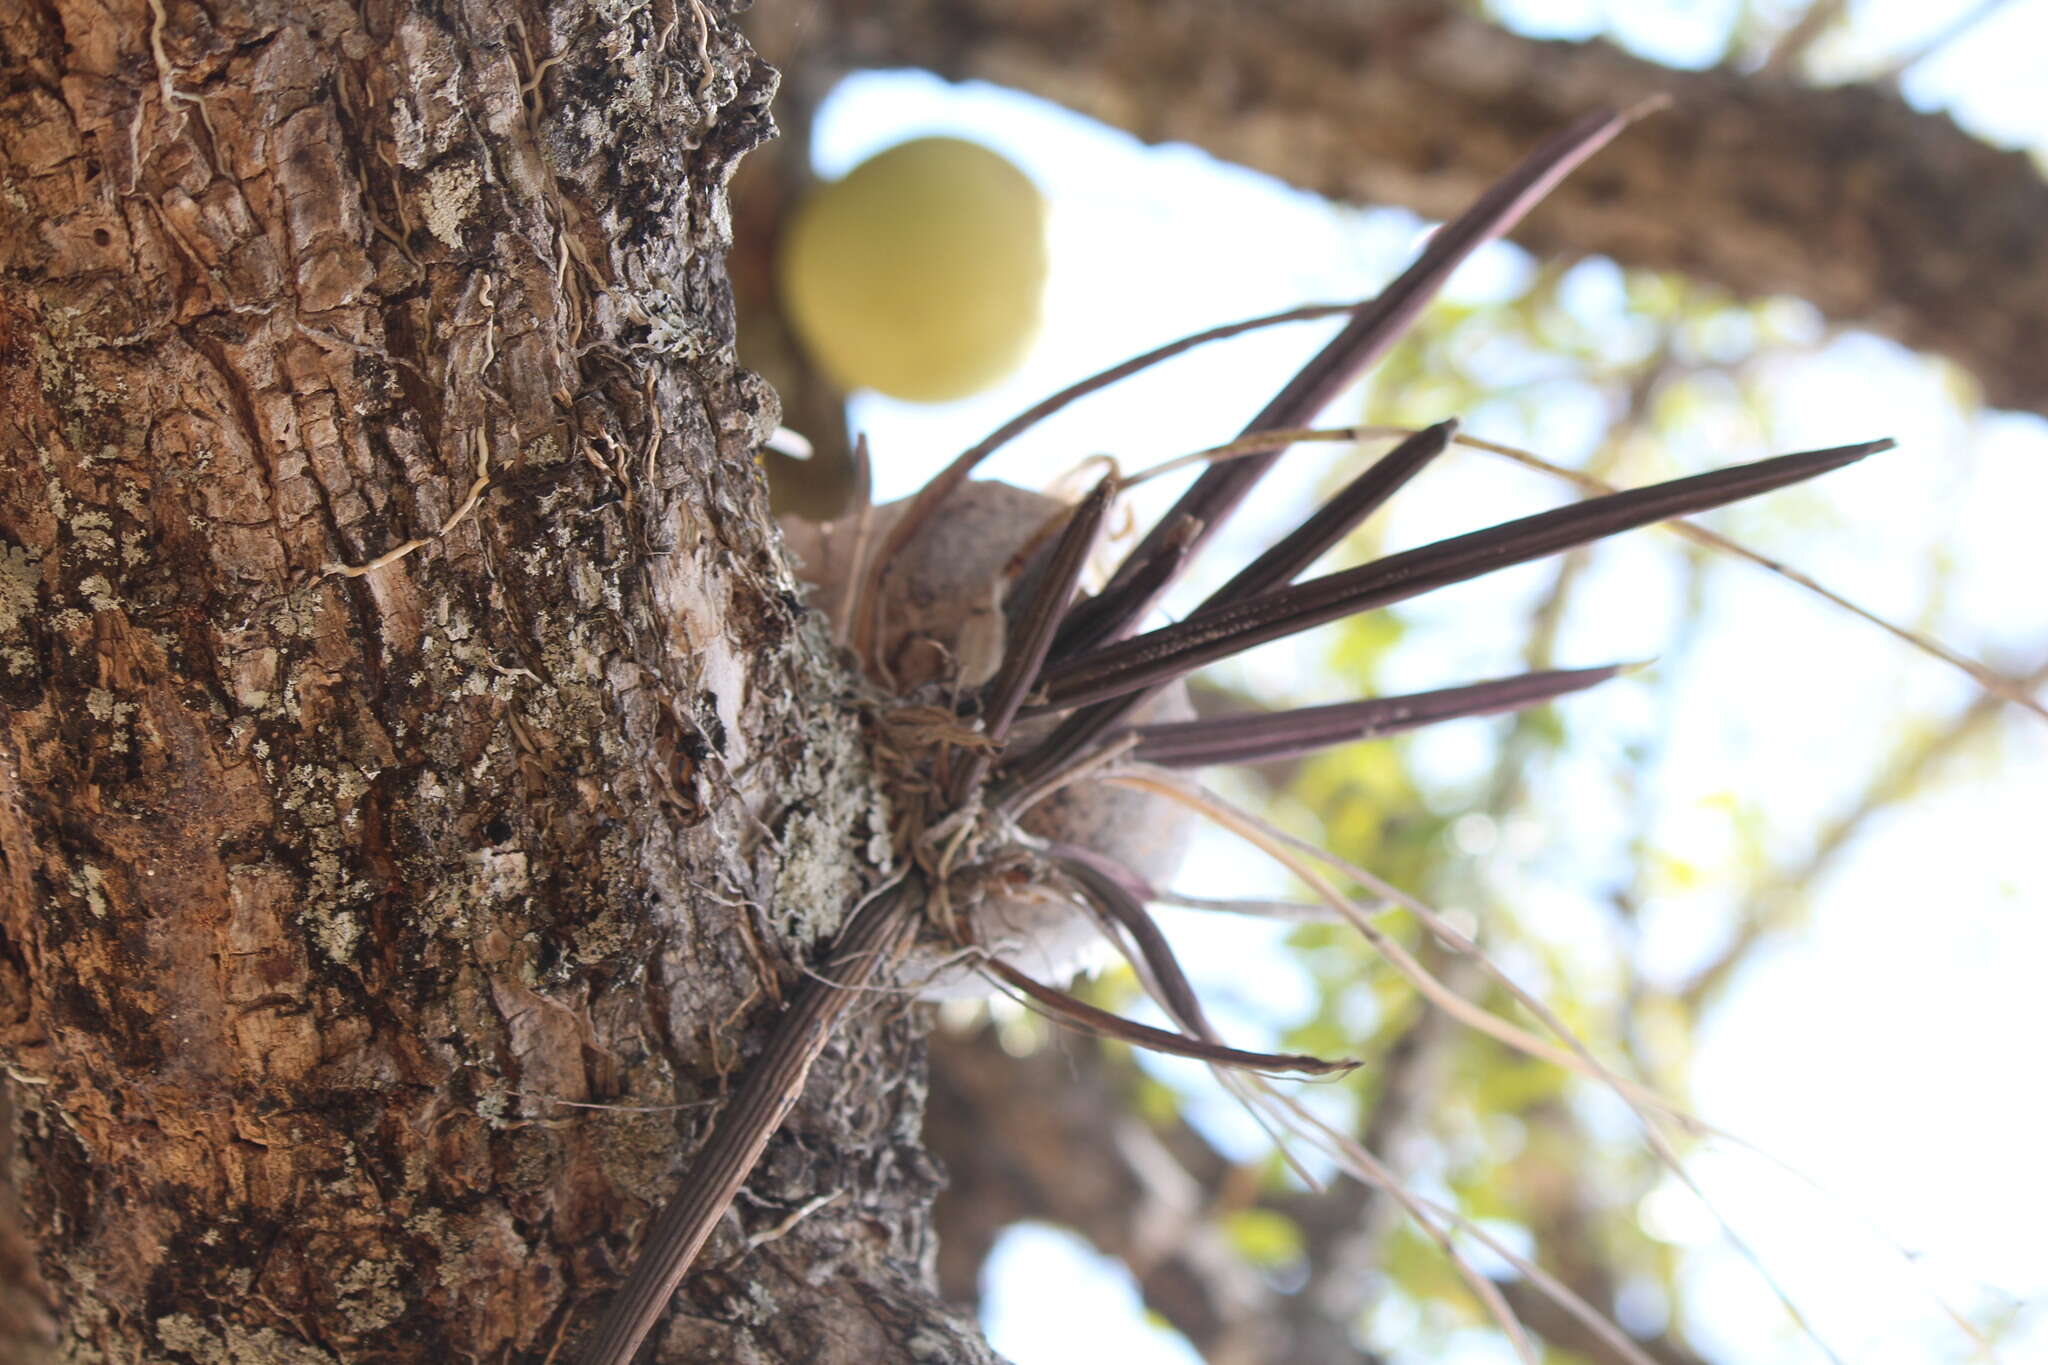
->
573, 103, 1892, 1365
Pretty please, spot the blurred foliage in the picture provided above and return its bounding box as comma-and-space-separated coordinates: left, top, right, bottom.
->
757, 11, 2045, 1356
990, 212, 2036, 1361
1109, 239, 2035, 1361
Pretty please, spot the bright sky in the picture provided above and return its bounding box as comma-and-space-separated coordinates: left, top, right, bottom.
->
789, 4, 2048, 1361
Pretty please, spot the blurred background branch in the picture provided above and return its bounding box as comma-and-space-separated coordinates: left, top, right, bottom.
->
752, 0, 2048, 416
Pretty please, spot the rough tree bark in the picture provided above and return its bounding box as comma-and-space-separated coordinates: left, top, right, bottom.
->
0, 0, 990, 1359
764, 0, 2048, 419
7, 0, 2036, 1360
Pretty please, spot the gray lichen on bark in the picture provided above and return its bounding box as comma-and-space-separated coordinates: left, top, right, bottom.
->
0, 0, 981, 1358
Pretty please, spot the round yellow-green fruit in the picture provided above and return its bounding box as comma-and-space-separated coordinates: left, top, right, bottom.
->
777, 137, 1048, 403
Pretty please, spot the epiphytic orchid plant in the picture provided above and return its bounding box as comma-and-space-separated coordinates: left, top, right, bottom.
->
577, 103, 1939, 1365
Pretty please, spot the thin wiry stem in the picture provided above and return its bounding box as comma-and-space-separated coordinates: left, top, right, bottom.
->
1110, 770, 1722, 1132
1217, 1079, 1545, 1365
1042, 440, 1891, 710
848, 300, 1369, 665
1115, 423, 1400, 490
1120, 771, 1873, 1365
1053, 810, 1750, 1365
1149, 890, 1344, 922
1128, 663, 1625, 768
1260, 1086, 1662, 1365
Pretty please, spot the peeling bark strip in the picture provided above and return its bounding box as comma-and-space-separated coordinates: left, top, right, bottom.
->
0, 0, 986, 1360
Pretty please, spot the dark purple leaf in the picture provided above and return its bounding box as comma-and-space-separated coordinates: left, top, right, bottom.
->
1130, 664, 1625, 768
1096, 108, 1634, 607
1197, 419, 1457, 609
982, 958, 1357, 1076
1044, 440, 1892, 710
1059, 853, 1214, 1037
1051, 514, 1202, 659
950, 478, 1114, 803
850, 301, 1366, 663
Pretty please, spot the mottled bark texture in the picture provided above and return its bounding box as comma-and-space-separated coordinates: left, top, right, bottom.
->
762, 0, 2048, 418
0, 0, 988, 1359
0, 1085, 55, 1359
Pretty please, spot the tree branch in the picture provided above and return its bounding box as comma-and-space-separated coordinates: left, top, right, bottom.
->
767, 0, 2048, 418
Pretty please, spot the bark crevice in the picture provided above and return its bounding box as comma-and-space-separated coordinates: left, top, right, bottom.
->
0, 0, 975, 1358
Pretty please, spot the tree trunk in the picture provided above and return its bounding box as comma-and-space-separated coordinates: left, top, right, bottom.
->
0, 0, 986, 1358
770, 0, 2048, 419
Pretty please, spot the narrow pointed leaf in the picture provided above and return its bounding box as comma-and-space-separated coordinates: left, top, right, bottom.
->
849, 300, 1363, 664
985, 478, 1113, 747
574, 883, 918, 1365
990, 698, 1138, 815
1059, 854, 1215, 1037
1050, 513, 1202, 660
1012, 425, 1456, 787
1044, 440, 1891, 710
950, 478, 1113, 804
1097, 108, 1632, 605
1198, 419, 1457, 608
1052, 423, 1455, 661
1131, 664, 1624, 768
982, 958, 1357, 1076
